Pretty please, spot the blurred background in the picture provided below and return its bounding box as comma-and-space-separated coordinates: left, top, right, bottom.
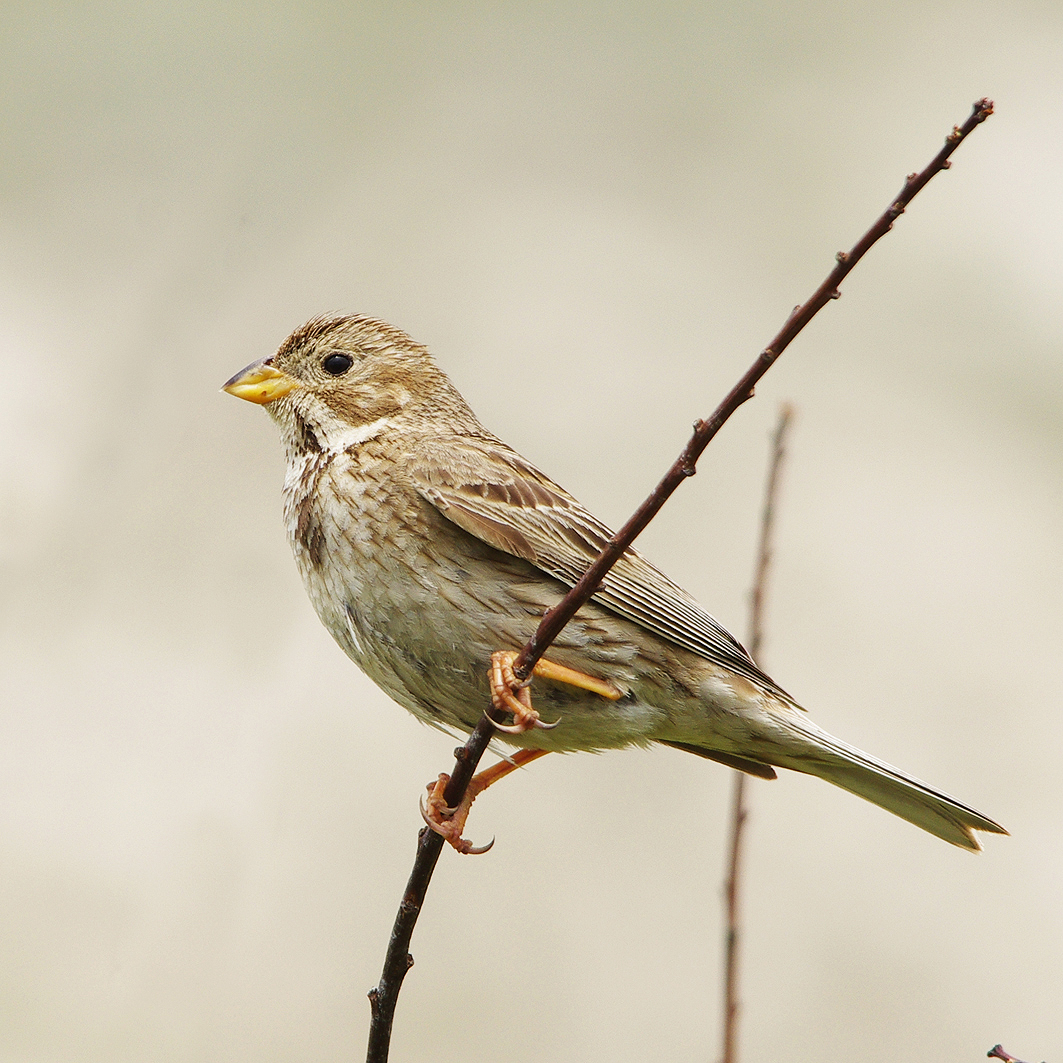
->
1, 2, 1060, 1060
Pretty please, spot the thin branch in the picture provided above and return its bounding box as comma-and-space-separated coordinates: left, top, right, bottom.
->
988, 1046, 1043, 1063
513, 97, 993, 684
365, 98, 994, 1063
722, 766, 747, 1063
722, 404, 793, 1063
365, 826, 443, 1059
746, 407, 793, 664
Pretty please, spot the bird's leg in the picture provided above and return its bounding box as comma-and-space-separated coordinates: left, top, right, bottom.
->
487, 649, 622, 734
420, 748, 551, 854
420, 652, 621, 854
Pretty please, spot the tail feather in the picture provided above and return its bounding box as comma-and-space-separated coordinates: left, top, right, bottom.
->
771, 715, 1006, 851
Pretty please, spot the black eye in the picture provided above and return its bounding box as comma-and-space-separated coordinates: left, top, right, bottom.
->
322, 352, 353, 376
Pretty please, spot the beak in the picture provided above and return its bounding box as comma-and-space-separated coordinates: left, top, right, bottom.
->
222, 359, 302, 405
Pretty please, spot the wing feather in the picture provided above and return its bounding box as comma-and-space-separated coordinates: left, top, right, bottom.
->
409, 437, 798, 705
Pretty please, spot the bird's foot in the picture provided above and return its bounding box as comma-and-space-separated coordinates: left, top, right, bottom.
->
488, 651, 549, 732
487, 650, 621, 734
420, 773, 494, 855
419, 749, 551, 855
422, 651, 621, 853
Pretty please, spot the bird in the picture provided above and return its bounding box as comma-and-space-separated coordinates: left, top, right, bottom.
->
223, 313, 1005, 853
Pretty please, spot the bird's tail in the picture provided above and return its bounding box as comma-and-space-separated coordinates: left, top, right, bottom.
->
767, 714, 1007, 851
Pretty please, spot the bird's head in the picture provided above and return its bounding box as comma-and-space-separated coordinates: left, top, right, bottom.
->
223, 314, 474, 455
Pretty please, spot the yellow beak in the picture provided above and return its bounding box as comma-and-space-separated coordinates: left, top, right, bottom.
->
222, 360, 302, 405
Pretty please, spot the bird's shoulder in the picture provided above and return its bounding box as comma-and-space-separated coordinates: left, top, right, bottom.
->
404, 431, 603, 563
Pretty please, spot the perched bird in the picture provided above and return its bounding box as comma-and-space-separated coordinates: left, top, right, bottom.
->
224, 313, 1005, 853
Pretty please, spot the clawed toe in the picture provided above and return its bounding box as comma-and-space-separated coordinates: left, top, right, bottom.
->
419, 774, 495, 855
417, 748, 552, 855
486, 712, 561, 734
419, 650, 614, 851
488, 650, 562, 733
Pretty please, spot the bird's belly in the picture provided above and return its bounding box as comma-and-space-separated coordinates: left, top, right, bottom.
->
296, 522, 681, 750
286, 478, 775, 753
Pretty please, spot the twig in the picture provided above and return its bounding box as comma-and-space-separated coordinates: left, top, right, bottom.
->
988, 1046, 1043, 1063
722, 404, 793, 1063
513, 98, 993, 684
365, 98, 994, 1063
746, 408, 793, 665
365, 826, 443, 1059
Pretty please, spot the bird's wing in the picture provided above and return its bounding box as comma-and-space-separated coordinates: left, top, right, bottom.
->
409, 436, 797, 704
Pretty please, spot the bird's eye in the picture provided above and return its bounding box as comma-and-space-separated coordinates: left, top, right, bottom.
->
322, 352, 353, 376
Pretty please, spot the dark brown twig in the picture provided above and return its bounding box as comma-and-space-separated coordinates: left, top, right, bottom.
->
365, 98, 994, 1063
722, 404, 793, 1063
988, 1046, 1043, 1063
513, 97, 993, 684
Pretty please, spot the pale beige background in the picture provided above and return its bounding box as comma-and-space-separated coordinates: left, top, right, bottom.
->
1, 2, 1059, 1061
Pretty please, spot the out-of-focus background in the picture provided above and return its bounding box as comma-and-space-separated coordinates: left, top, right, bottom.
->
1, 3, 1059, 1060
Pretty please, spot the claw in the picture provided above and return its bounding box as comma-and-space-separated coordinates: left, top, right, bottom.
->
487, 650, 564, 733
417, 748, 552, 856
419, 779, 494, 856
488, 648, 619, 731
417, 791, 437, 823
486, 712, 562, 734
420, 773, 454, 820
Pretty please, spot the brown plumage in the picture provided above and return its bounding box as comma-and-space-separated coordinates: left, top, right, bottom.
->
224, 313, 1006, 851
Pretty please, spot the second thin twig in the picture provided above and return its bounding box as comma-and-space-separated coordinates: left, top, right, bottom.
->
723, 404, 794, 1063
